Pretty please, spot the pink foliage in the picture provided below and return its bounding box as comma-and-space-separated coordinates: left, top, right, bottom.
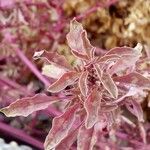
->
1, 19, 150, 149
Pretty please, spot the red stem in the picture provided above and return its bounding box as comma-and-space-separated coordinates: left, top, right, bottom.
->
76, 0, 119, 20
0, 121, 44, 150
14, 48, 50, 87
0, 75, 32, 96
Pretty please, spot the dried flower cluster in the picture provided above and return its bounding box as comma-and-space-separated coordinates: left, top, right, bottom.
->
1, 19, 150, 150
63, 0, 150, 49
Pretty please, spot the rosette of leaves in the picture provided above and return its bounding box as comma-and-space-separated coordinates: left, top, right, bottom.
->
1, 19, 150, 150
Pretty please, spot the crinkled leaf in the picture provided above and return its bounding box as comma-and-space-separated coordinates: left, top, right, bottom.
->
105, 43, 142, 56
108, 54, 139, 75
44, 104, 79, 150
79, 71, 88, 97
33, 50, 72, 69
106, 47, 134, 56
42, 64, 66, 79
0, 94, 60, 117
55, 123, 82, 150
66, 19, 91, 59
66, 19, 84, 53
114, 72, 150, 89
110, 87, 141, 104
48, 71, 79, 93
108, 44, 142, 75
84, 89, 102, 129
77, 125, 98, 150
101, 72, 118, 99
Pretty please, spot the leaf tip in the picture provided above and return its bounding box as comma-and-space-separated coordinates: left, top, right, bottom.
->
0, 108, 9, 117
134, 43, 143, 53
33, 50, 44, 60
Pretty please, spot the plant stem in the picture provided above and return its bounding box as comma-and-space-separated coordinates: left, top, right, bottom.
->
0, 122, 44, 150
14, 48, 50, 87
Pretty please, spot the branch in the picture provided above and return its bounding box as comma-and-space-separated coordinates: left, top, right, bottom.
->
14, 48, 50, 87
0, 121, 44, 150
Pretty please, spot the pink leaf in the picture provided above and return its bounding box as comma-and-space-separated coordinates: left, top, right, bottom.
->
0, 94, 60, 117
100, 104, 118, 112
101, 72, 118, 99
106, 43, 142, 56
138, 122, 147, 144
109, 87, 140, 104
121, 116, 136, 128
55, 123, 82, 150
44, 104, 79, 150
84, 89, 102, 129
0, 0, 15, 9
114, 72, 150, 89
66, 19, 84, 53
108, 54, 138, 75
94, 64, 118, 99
79, 71, 88, 96
77, 125, 98, 150
81, 31, 94, 57
105, 47, 134, 56
48, 71, 79, 93
33, 50, 72, 69
42, 64, 67, 79
71, 50, 89, 60
66, 19, 91, 59
94, 64, 102, 79
96, 54, 120, 63
126, 99, 144, 122
107, 44, 142, 75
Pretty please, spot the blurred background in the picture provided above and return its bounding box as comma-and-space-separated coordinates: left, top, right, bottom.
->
0, 0, 150, 149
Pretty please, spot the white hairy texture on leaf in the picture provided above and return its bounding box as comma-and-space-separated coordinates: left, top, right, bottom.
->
42, 64, 67, 79
67, 19, 84, 53
44, 104, 79, 150
84, 89, 102, 129
48, 71, 79, 93
33, 50, 72, 69
67, 19, 93, 60
113, 72, 150, 89
79, 71, 88, 97
55, 123, 82, 150
77, 125, 98, 150
101, 72, 118, 99
0, 94, 60, 117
